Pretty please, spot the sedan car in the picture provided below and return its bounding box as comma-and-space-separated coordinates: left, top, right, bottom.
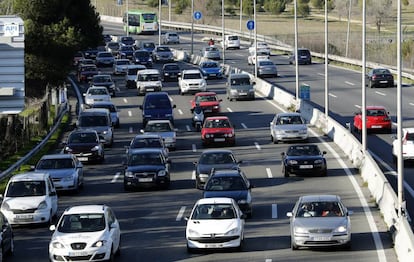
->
62, 129, 105, 163
89, 101, 120, 128
34, 154, 84, 192
95, 51, 115, 67
353, 105, 392, 133
200, 46, 221, 60
141, 120, 176, 150
193, 149, 241, 189
190, 92, 222, 114
152, 46, 174, 63
0, 210, 13, 260
199, 61, 223, 79
123, 148, 171, 190
185, 197, 245, 252
162, 32, 180, 44
203, 169, 253, 218
161, 63, 181, 82
112, 58, 130, 75
201, 116, 235, 147
89, 74, 116, 96
367, 68, 394, 88
270, 112, 308, 143
287, 195, 352, 250
125, 134, 169, 159
133, 50, 153, 68
49, 205, 121, 262
257, 59, 277, 78
83, 86, 111, 105
281, 144, 327, 177
392, 127, 414, 163
77, 64, 99, 83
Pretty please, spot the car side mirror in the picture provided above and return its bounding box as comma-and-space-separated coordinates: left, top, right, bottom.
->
322, 151, 327, 155
193, 161, 198, 165
281, 152, 286, 156
30, 165, 36, 171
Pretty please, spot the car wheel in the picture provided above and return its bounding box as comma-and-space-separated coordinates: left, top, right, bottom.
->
291, 240, 298, 250
7, 236, 14, 257
186, 244, 195, 253
115, 239, 121, 256
392, 155, 397, 165
195, 179, 201, 189
283, 166, 289, 178
342, 241, 352, 250
369, 80, 375, 88
107, 247, 114, 262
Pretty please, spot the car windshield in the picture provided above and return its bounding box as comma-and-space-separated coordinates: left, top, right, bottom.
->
128, 153, 162, 165
58, 214, 105, 233
164, 65, 179, 70
144, 98, 172, 109
93, 76, 112, 83
199, 152, 235, 165
107, 43, 119, 49
81, 66, 97, 72
205, 176, 247, 191
276, 115, 304, 125
287, 145, 321, 156
37, 158, 74, 169
143, 42, 155, 48
205, 47, 218, 51
204, 119, 231, 128
366, 109, 387, 116
120, 46, 133, 51
296, 201, 344, 218
92, 104, 116, 112
201, 62, 218, 68
260, 61, 274, 66
231, 77, 250, 86
78, 116, 108, 127
88, 88, 108, 95
6, 181, 46, 197
183, 73, 202, 79
196, 95, 217, 102
157, 46, 171, 52
135, 51, 150, 58
191, 204, 236, 220
68, 132, 98, 144
138, 74, 159, 81
131, 138, 162, 149
145, 122, 172, 132
116, 60, 129, 65
373, 69, 391, 74
98, 52, 112, 58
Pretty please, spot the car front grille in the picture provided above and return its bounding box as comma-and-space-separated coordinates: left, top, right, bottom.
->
12, 208, 37, 214
190, 236, 239, 243
134, 172, 156, 178
71, 242, 87, 250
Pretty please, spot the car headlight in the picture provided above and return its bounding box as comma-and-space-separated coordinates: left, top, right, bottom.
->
200, 81, 206, 87
62, 175, 74, 182
249, 88, 254, 92
205, 133, 213, 138
334, 224, 348, 233
1, 202, 10, 211
230, 89, 238, 94
38, 200, 48, 210
102, 130, 108, 135
299, 128, 308, 134
314, 159, 323, 164
213, 105, 220, 109
91, 145, 100, 151
92, 240, 107, 247
158, 170, 166, 176
52, 242, 65, 249
294, 227, 308, 234
125, 171, 134, 178
188, 228, 201, 237
225, 227, 240, 236
199, 173, 209, 179
224, 132, 234, 138
64, 146, 73, 153
288, 160, 298, 165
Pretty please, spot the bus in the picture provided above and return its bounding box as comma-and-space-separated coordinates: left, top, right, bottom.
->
123, 10, 158, 35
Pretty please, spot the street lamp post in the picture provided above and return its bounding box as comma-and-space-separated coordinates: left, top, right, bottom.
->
191, 0, 194, 55
239, 0, 243, 33
158, 0, 162, 45
126, 0, 129, 36
222, 0, 225, 65
294, 0, 299, 99
254, 0, 257, 78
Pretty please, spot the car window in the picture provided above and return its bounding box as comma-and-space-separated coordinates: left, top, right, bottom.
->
277, 115, 304, 125
206, 176, 247, 191
58, 214, 105, 233
144, 97, 172, 109
192, 204, 235, 220
145, 122, 171, 132
69, 132, 98, 143
197, 95, 217, 102
138, 74, 160, 81
183, 73, 202, 79
37, 158, 75, 169
287, 145, 320, 156
6, 181, 46, 197
79, 115, 109, 127
132, 138, 162, 148
366, 109, 386, 116
297, 201, 344, 218
129, 153, 162, 165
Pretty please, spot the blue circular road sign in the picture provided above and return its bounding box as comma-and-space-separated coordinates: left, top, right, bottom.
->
194, 11, 202, 20
247, 20, 255, 30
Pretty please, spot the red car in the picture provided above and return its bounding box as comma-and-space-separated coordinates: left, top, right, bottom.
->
201, 116, 235, 146
190, 92, 222, 114
353, 105, 392, 133
77, 64, 99, 83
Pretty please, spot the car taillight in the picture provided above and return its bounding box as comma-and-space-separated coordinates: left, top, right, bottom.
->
372, 75, 378, 80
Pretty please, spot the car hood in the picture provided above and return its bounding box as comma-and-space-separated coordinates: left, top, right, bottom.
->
52, 230, 107, 246
92, 83, 114, 88
143, 131, 175, 138
203, 190, 248, 201
182, 79, 204, 84
197, 163, 238, 174
201, 68, 221, 74
67, 142, 99, 150
187, 219, 239, 235
126, 165, 165, 172
35, 168, 75, 179
3, 196, 47, 209
202, 127, 233, 134
230, 84, 253, 90
293, 216, 348, 229
85, 95, 110, 100
78, 126, 110, 133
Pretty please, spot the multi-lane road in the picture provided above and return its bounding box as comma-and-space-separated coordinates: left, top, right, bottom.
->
8, 21, 402, 261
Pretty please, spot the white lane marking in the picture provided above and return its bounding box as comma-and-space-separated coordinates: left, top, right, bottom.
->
259, 91, 387, 261
375, 91, 386, 96
128, 110, 132, 117
129, 127, 133, 133
111, 172, 121, 183
409, 102, 414, 107
254, 142, 261, 150
227, 107, 233, 113
186, 125, 191, 132
272, 204, 278, 219
266, 168, 273, 178
265, 259, 272, 262
355, 104, 361, 109
176, 206, 186, 221
192, 144, 197, 152
317, 73, 324, 77
191, 170, 196, 180
345, 81, 355, 86
178, 109, 183, 115
123, 98, 128, 103
241, 123, 248, 129
328, 93, 337, 98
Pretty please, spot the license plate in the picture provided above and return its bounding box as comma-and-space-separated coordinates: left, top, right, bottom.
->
147, 88, 154, 91
205, 243, 223, 248
15, 214, 33, 220
210, 74, 216, 76
239, 92, 247, 95
139, 178, 153, 182
214, 138, 225, 142
380, 80, 388, 83
313, 236, 331, 241
78, 157, 88, 161
69, 251, 88, 257
299, 165, 313, 169
371, 125, 382, 128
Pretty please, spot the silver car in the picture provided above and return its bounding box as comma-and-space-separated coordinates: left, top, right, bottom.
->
257, 59, 277, 78
34, 154, 84, 192
141, 120, 176, 150
270, 112, 308, 143
163, 32, 180, 44
287, 195, 352, 250
152, 46, 174, 63
201, 46, 221, 60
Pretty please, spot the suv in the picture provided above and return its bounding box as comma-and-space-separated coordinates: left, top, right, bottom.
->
178, 69, 207, 95
289, 48, 312, 65
63, 129, 105, 163
139, 92, 176, 126
135, 69, 162, 95
125, 64, 147, 89
226, 73, 255, 101
1, 172, 58, 225
49, 205, 121, 262
77, 108, 114, 146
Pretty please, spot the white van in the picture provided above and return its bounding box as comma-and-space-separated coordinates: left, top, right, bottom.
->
136, 69, 162, 96
222, 35, 240, 50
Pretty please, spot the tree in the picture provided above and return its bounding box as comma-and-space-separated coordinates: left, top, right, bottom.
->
366, 0, 393, 35
264, 0, 288, 15
13, 0, 103, 97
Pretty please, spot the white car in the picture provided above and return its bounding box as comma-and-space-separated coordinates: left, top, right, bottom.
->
178, 69, 207, 95
1, 172, 58, 225
49, 205, 121, 262
392, 127, 414, 163
248, 42, 271, 55
83, 86, 111, 105
135, 69, 162, 96
247, 53, 270, 65
112, 58, 130, 75
185, 197, 245, 252
270, 112, 308, 143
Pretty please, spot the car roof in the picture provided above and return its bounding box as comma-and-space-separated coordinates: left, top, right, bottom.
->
126, 64, 147, 70
70, 129, 98, 135
183, 69, 201, 74
138, 69, 160, 74
133, 134, 162, 139
201, 149, 234, 155
211, 169, 242, 177
146, 119, 172, 124
366, 105, 387, 110
129, 148, 164, 154
195, 92, 217, 96
10, 172, 50, 182
39, 154, 75, 160
196, 197, 234, 205
63, 205, 107, 215
229, 73, 250, 79
205, 116, 229, 121
145, 91, 169, 97
90, 101, 116, 106
299, 195, 341, 202
80, 108, 109, 115
276, 112, 302, 117
93, 74, 111, 78
88, 86, 108, 90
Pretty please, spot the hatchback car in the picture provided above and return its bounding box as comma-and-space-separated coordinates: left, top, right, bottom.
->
1, 172, 58, 225
289, 48, 312, 65
199, 61, 223, 79
287, 195, 352, 250
200, 46, 221, 60
203, 169, 253, 218
83, 86, 111, 105
62, 129, 105, 163
34, 154, 84, 192
90, 74, 116, 97
366, 68, 394, 88
125, 134, 169, 159
125, 64, 147, 89
226, 73, 255, 101
392, 127, 414, 163
141, 120, 176, 150
123, 148, 171, 190
257, 59, 278, 78
190, 92, 222, 114
105, 41, 120, 55
161, 63, 181, 82
49, 205, 121, 262
202, 116, 236, 147
162, 32, 180, 44
353, 106, 392, 133
118, 35, 135, 46
95, 51, 115, 67
193, 149, 241, 189
89, 101, 120, 128
270, 112, 308, 143
76, 108, 114, 147
0, 210, 13, 260
178, 69, 207, 95
112, 58, 130, 75
133, 50, 153, 68
152, 46, 174, 63
281, 144, 327, 177
185, 197, 245, 252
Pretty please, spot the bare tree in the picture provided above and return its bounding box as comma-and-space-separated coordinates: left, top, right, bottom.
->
367, 0, 393, 35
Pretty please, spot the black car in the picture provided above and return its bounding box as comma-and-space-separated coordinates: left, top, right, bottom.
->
118, 35, 135, 46
62, 129, 105, 164
281, 144, 327, 177
123, 148, 170, 190
0, 210, 13, 259
193, 149, 241, 189
133, 50, 153, 67
289, 48, 312, 65
161, 63, 181, 82
203, 168, 253, 218
90, 74, 116, 96
367, 68, 394, 88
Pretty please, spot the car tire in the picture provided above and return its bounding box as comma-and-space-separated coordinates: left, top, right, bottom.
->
107, 247, 115, 262
186, 244, 195, 254
291, 240, 298, 250
124, 183, 133, 191
283, 166, 289, 178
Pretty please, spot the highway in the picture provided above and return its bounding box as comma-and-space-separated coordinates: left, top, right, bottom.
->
7, 22, 400, 261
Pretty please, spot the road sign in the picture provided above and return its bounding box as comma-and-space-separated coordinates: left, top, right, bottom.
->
194, 11, 202, 21
246, 20, 254, 31
4, 23, 19, 37
299, 84, 310, 100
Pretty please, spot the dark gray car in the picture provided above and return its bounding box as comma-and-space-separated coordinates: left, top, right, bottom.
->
226, 73, 255, 101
